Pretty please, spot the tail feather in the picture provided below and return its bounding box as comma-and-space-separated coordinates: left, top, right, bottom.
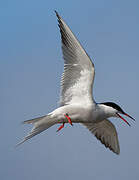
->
23, 115, 47, 124
16, 115, 57, 146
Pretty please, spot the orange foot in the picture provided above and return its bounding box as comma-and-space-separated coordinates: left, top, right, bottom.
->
56, 122, 65, 132
64, 113, 73, 126
56, 113, 73, 132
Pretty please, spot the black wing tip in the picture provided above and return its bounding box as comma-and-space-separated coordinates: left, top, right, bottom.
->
54, 10, 58, 15
54, 10, 62, 27
54, 10, 60, 19
104, 143, 120, 155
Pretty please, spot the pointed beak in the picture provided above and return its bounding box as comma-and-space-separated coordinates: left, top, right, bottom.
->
124, 113, 135, 121
116, 113, 135, 126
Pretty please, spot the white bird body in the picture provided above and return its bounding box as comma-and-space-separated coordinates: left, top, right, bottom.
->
49, 105, 94, 123
49, 103, 118, 124
17, 11, 135, 155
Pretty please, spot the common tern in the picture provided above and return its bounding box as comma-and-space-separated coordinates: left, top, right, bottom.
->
17, 11, 135, 155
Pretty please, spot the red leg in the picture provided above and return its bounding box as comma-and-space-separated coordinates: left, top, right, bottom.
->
56, 122, 65, 132
56, 113, 73, 132
64, 113, 73, 126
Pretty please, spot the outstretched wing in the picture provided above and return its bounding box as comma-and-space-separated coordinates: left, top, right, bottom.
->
82, 119, 120, 155
55, 11, 95, 106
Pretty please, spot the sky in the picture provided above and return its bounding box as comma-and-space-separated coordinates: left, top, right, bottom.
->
1, 0, 139, 179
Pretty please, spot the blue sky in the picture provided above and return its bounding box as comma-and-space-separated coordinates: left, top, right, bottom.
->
1, 0, 139, 179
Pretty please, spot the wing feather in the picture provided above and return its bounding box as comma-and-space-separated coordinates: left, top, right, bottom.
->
82, 119, 120, 155
55, 11, 95, 106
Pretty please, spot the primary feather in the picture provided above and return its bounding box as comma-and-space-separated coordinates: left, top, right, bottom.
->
55, 11, 95, 106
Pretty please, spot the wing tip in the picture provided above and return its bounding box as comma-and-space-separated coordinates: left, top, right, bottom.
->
115, 146, 120, 155
15, 138, 27, 147
54, 10, 60, 19
116, 150, 120, 155
96, 134, 120, 155
109, 145, 120, 155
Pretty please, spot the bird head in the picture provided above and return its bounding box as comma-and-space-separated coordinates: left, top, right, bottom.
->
100, 102, 135, 126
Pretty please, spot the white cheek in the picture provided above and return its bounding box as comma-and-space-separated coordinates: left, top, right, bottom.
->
105, 107, 116, 116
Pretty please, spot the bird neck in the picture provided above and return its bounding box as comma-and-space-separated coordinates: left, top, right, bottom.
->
97, 103, 116, 119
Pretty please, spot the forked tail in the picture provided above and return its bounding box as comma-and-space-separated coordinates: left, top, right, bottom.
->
16, 115, 57, 146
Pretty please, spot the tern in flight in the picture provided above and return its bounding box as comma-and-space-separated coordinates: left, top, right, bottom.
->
18, 11, 135, 154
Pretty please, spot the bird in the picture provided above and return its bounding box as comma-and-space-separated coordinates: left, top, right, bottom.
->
17, 11, 135, 155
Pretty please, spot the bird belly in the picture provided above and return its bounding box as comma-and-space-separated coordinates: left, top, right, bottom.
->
50, 104, 95, 123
